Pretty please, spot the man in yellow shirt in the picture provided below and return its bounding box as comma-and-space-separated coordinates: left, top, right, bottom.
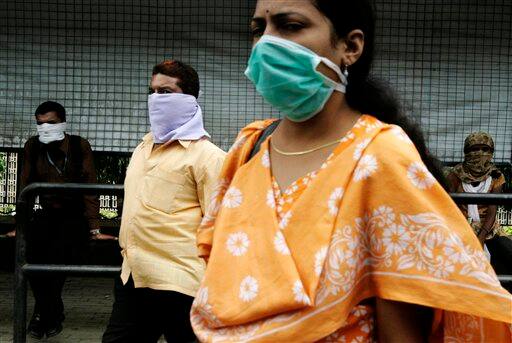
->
103, 60, 225, 343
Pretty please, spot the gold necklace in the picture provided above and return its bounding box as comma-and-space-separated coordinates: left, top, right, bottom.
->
271, 138, 343, 156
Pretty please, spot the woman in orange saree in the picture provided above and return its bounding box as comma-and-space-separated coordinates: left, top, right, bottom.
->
191, 1, 512, 341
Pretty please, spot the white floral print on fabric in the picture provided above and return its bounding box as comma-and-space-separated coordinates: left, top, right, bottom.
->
353, 139, 371, 160
390, 126, 413, 144
201, 178, 231, 227
261, 149, 270, 168
354, 117, 384, 132
266, 189, 276, 209
353, 155, 378, 181
382, 224, 411, 255
351, 306, 368, 318
330, 208, 500, 288
443, 234, 471, 264
326, 241, 357, 294
340, 131, 356, 144
279, 211, 292, 229
302, 171, 318, 185
211, 323, 263, 342
222, 186, 243, 208
328, 188, 344, 216
284, 183, 299, 196
226, 232, 250, 256
239, 276, 259, 302
321, 329, 347, 343
314, 207, 503, 314
315, 246, 329, 276
228, 135, 248, 154
274, 231, 291, 255
191, 287, 222, 331
292, 280, 312, 305
407, 162, 436, 190
444, 312, 481, 342
372, 206, 396, 226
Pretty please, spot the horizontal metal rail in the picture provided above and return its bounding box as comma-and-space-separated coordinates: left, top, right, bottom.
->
498, 275, 512, 283
22, 264, 121, 275
449, 192, 512, 206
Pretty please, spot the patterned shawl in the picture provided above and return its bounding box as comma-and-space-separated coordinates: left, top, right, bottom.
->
191, 116, 512, 342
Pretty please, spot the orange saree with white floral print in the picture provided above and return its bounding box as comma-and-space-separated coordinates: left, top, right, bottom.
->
191, 115, 512, 342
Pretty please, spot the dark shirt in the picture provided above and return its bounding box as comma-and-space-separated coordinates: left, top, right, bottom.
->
20, 134, 100, 231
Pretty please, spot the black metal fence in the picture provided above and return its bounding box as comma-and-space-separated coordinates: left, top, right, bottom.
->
1, 1, 511, 160
11, 183, 512, 342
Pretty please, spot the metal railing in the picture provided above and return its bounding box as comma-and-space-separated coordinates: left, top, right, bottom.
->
12, 183, 512, 342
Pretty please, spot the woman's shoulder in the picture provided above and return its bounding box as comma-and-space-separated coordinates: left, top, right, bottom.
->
238, 119, 279, 136
229, 119, 278, 151
366, 124, 422, 165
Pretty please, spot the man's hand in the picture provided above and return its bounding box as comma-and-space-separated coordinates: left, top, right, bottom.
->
6, 230, 16, 238
470, 223, 486, 247
90, 233, 118, 241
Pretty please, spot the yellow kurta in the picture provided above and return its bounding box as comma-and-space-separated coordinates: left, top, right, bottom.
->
191, 116, 512, 342
119, 133, 225, 296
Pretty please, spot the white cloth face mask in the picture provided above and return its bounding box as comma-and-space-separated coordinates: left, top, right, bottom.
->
37, 122, 66, 144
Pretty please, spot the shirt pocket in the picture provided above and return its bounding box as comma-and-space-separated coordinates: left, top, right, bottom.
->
141, 167, 186, 214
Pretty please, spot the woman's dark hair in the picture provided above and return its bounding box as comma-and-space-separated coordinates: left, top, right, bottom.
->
314, 0, 448, 189
35, 101, 66, 122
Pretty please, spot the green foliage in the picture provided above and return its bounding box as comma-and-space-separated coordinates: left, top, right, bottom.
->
94, 154, 130, 184
100, 208, 119, 219
0, 204, 15, 215
0, 152, 5, 178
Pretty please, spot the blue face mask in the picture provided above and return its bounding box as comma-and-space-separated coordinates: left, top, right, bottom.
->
245, 35, 347, 122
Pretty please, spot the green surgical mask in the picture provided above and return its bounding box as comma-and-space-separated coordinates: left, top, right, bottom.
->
245, 35, 347, 122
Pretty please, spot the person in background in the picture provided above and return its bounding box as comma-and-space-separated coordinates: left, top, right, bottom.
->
447, 132, 505, 249
190, 1, 512, 342
102, 60, 226, 343
447, 132, 512, 290
8, 101, 114, 339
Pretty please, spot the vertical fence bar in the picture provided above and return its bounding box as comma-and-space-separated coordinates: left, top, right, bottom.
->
13, 196, 29, 343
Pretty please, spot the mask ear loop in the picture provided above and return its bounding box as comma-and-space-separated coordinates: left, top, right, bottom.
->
318, 58, 348, 93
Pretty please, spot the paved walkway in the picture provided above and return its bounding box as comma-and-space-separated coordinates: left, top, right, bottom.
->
1, 271, 116, 342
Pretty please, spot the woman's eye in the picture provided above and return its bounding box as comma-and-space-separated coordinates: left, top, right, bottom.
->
282, 23, 304, 32
251, 27, 264, 37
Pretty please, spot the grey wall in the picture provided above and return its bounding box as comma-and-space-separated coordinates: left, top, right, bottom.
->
0, 0, 510, 162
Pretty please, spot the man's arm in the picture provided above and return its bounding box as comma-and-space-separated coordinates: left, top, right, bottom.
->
80, 139, 116, 240
445, 172, 459, 193
196, 147, 226, 216
80, 139, 100, 233
477, 177, 504, 244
